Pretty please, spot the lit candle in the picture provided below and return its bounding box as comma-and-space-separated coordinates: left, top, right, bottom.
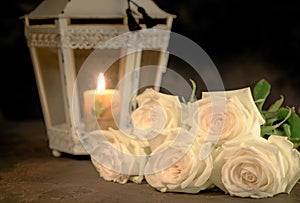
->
83, 72, 118, 130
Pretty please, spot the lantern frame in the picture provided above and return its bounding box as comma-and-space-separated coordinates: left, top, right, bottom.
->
23, 0, 175, 156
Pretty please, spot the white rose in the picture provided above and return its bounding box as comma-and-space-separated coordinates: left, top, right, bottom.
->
202, 87, 265, 125
190, 87, 264, 146
267, 135, 300, 193
210, 135, 300, 198
144, 128, 213, 193
90, 129, 147, 184
131, 88, 182, 139
131, 105, 167, 140
194, 96, 260, 144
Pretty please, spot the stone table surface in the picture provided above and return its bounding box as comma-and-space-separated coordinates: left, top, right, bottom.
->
0, 120, 299, 203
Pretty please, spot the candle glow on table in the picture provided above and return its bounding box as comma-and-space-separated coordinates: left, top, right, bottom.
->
83, 72, 118, 130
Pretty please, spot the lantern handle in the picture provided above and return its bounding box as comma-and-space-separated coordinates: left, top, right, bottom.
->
126, 0, 142, 31
127, 0, 158, 29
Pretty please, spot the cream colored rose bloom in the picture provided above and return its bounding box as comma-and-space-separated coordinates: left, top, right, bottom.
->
144, 128, 213, 193
210, 135, 300, 198
90, 129, 147, 184
202, 87, 265, 125
131, 88, 181, 139
193, 87, 264, 145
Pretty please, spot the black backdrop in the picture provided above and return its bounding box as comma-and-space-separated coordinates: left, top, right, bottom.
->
1, 0, 299, 120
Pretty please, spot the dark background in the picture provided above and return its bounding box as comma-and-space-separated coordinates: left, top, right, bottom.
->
1, 0, 299, 121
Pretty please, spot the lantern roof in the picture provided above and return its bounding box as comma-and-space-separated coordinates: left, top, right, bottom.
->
24, 0, 175, 19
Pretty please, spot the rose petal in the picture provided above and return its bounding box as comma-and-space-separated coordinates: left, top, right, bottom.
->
268, 135, 300, 193
202, 87, 265, 125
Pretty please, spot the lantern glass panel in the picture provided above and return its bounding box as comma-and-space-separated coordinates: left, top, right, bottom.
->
138, 50, 161, 92
36, 47, 66, 126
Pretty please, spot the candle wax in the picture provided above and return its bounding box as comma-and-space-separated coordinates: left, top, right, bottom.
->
83, 89, 118, 130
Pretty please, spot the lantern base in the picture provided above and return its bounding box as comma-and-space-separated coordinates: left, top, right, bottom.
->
47, 124, 88, 156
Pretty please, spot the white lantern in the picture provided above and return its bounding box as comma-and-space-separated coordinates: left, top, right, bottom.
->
22, 0, 175, 157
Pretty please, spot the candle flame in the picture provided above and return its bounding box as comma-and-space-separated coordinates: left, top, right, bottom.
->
96, 72, 105, 91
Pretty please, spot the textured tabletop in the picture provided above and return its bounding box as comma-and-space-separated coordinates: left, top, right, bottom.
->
0, 120, 299, 202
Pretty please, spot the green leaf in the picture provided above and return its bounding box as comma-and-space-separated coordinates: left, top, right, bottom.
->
181, 96, 187, 104
261, 107, 292, 135
189, 79, 197, 103
268, 95, 284, 112
283, 123, 291, 138
253, 79, 271, 111
181, 79, 197, 104
287, 111, 300, 139
263, 111, 278, 119
253, 78, 300, 151
263, 128, 285, 136
271, 107, 300, 147
263, 110, 278, 126
266, 118, 278, 126
277, 107, 291, 120
272, 129, 285, 136
289, 137, 300, 150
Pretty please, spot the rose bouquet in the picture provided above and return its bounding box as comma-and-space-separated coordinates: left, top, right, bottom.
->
90, 79, 300, 199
